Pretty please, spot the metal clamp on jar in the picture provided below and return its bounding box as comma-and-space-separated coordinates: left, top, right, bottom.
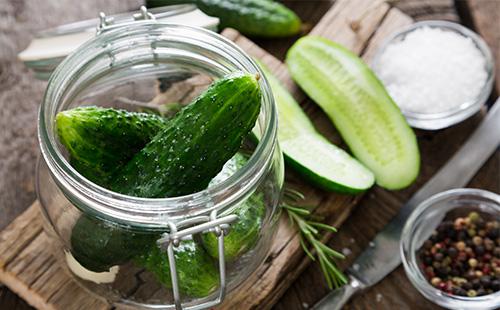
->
157, 210, 237, 310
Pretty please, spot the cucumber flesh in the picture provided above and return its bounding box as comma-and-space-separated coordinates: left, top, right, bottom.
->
286, 36, 420, 190
282, 135, 374, 193
257, 61, 374, 193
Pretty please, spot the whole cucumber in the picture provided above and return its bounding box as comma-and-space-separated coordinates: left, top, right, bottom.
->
56, 106, 167, 187
70, 215, 158, 272
147, 0, 302, 37
67, 72, 261, 285
111, 72, 261, 198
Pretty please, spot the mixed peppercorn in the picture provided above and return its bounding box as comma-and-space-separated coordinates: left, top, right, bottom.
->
418, 211, 500, 297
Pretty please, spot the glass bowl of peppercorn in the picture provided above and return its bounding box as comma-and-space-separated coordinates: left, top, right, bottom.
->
401, 188, 500, 309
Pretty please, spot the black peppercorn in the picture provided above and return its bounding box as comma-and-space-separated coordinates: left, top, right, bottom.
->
457, 230, 467, 241
488, 228, 499, 239
423, 256, 433, 265
462, 282, 472, 291
452, 287, 467, 296
476, 219, 485, 229
491, 280, 500, 291
450, 269, 460, 277
435, 252, 444, 262
448, 247, 458, 258
471, 278, 481, 289
476, 288, 486, 296
436, 266, 449, 277
480, 276, 491, 288
430, 234, 439, 243
474, 245, 485, 256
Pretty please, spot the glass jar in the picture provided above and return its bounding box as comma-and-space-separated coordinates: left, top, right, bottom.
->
401, 188, 500, 310
37, 17, 284, 309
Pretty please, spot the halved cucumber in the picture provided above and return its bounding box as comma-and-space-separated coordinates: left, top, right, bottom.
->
257, 61, 374, 193
286, 36, 420, 190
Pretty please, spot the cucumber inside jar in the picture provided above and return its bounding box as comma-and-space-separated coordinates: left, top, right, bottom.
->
59, 72, 267, 298
202, 153, 266, 262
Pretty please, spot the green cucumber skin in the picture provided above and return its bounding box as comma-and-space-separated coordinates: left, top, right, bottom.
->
69, 73, 261, 273
135, 240, 219, 297
284, 152, 361, 195
56, 106, 167, 187
286, 36, 420, 190
61, 107, 166, 271
256, 60, 374, 194
147, 0, 301, 38
201, 194, 265, 261
202, 153, 265, 261
70, 215, 158, 272
111, 72, 261, 198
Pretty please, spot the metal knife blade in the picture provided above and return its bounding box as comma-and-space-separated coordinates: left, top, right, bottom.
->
313, 98, 500, 310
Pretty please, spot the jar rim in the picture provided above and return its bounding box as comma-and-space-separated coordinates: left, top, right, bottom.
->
400, 188, 500, 309
38, 22, 278, 224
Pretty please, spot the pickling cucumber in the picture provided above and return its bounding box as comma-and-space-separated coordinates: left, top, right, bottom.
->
70, 72, 261, 273
257, 61, 374, 193
56, 106, 167, 187
202, 153, 265, 261
111, 71, 261, 198
69, 154, 252, 273
71, 215, 158, 272
147, 0, 302, 38
135, 240, 219, 297
286, 36, 420, 190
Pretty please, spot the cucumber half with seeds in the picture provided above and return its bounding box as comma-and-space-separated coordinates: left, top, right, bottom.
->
257, 61, 374, 193
286, 36, 420, 190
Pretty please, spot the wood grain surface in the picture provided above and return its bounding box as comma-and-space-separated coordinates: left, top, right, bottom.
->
465, 0, 500, 94
0, 0, 498, 309
1, 0, 391, 305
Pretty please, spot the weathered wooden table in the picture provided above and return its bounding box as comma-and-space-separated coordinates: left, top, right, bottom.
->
0, 0, 498, 309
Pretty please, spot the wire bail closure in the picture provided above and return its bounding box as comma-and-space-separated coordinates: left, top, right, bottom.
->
97, 6, 156, 35
157, 210, 238, 310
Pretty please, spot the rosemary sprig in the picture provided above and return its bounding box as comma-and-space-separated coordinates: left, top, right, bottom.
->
283, 188, 348, 289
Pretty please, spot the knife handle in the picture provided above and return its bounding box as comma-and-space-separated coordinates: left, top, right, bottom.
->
312, 275, 364, 310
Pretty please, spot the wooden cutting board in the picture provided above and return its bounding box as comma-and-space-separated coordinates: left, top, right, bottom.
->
0, 0, 414, 309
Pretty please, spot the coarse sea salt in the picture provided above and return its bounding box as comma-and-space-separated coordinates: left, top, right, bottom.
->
375, 26, 487, 114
